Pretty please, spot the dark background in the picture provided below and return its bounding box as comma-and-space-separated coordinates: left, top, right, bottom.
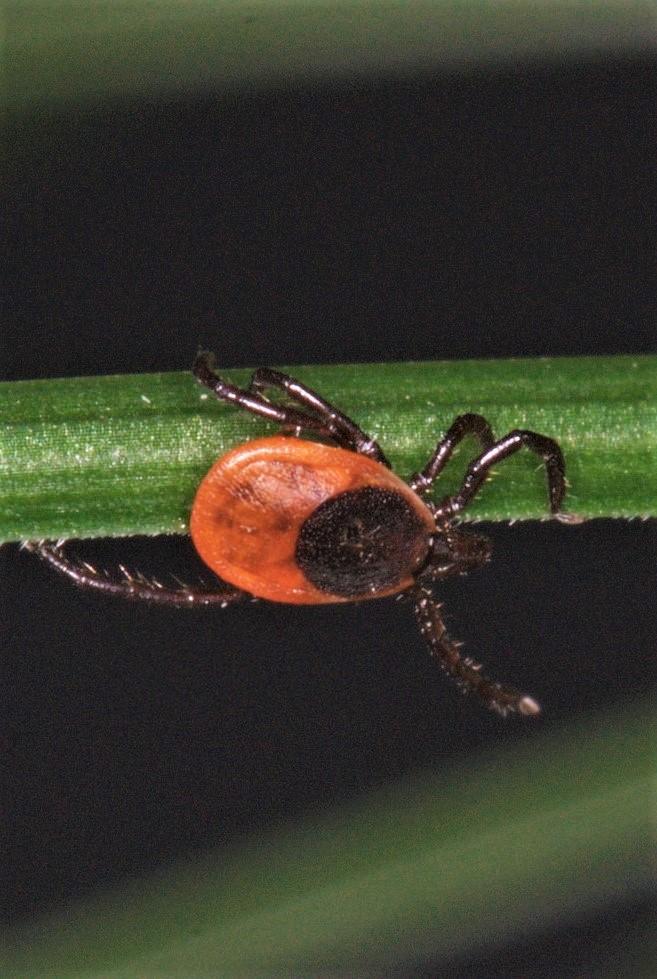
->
4, 56, 656, 974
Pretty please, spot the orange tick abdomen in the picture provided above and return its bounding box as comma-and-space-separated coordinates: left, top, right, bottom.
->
189, 435, 434, 604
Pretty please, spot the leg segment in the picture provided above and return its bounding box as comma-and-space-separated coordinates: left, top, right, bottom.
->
434, 429, 566, 519
25, 541, 246, 608
412, 585, 540, 717
409, 414, 495, 494
194, 352, 322, 434
194, 353, 389, 463
249, 368, 389, 465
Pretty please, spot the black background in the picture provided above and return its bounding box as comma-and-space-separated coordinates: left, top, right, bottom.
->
4, 56, 656, 975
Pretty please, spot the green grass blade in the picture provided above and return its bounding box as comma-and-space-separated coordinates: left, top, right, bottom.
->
1, 355, 656, 543
1, 698, 653, 977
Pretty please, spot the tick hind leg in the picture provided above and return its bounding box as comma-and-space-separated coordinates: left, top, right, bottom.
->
248, 368, 389, 465
194, 352, 323, 435
412, 585, 540, 717
24, 540, 246, 607
194, 352, 388, 465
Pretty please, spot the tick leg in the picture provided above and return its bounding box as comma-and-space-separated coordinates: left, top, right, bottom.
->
412, 586, 540, 717
434, 429, 566, 519
24, 541, 246, 608
410, 414, 495, 494
194, 352, 326, 436
248, 367, 390, 466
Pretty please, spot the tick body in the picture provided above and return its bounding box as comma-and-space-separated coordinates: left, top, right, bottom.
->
28, 353, 570, 717
190, 436, 434, 604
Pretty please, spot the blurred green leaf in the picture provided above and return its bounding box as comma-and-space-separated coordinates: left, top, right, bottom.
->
1, 698, 653, 977
8, 0, 655, 110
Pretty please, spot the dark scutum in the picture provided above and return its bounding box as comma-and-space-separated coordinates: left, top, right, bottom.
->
295, 487, 429, 597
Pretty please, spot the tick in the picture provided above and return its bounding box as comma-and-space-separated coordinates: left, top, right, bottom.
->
28, 352, 569, 716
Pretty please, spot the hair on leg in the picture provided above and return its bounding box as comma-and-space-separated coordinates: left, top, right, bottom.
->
24, 540, 246, 608
412, 585, 540, 717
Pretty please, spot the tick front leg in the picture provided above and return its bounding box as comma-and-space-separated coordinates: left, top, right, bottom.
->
434, 429, 567, 519
25, 541, 246, 608
412, 586, 540, 717
410, 413, 495, 494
